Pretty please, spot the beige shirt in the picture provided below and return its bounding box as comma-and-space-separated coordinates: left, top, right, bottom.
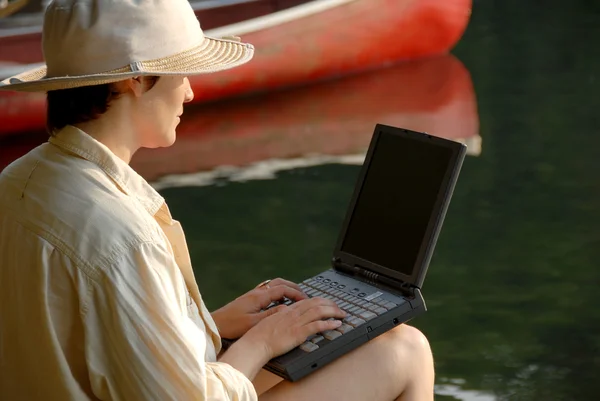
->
0, 126, 258, 401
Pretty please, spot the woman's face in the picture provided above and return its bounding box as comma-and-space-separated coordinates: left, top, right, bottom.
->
134, 76, 194, 149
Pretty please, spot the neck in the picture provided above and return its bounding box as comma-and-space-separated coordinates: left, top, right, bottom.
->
74, 103, 139, 164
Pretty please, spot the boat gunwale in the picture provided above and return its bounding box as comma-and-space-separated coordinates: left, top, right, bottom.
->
0, 0, 293, 38
0, 0, 359, 77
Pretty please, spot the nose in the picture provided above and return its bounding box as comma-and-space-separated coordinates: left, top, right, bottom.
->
183, 77, 194, 103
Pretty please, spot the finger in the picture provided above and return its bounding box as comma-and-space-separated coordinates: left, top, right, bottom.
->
268, 278, 305, 294
289, 296, 339, 314
266, 285, 307, 303
254, 285, 305, 309
252, 304, 287, 324
300, 319, 343, 339
297, 304, 346, 326
249, 305, 285, 327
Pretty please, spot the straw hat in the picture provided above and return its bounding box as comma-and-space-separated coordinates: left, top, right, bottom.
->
0, 0, 254, 92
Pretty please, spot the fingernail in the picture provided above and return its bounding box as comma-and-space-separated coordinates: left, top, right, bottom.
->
333, 320, 342, 327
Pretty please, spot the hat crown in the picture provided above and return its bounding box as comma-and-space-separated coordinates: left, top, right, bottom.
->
43, 0, 204, 77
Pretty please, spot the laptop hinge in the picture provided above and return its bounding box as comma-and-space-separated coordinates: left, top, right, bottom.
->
332, 258, 416, 298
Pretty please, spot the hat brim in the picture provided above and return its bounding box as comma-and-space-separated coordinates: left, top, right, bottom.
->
0, 36, 253, 92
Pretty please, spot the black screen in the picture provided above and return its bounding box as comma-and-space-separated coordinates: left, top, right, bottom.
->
340, 131, 454, 277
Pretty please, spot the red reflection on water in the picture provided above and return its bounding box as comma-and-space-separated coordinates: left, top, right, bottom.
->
0, 55, 479, 179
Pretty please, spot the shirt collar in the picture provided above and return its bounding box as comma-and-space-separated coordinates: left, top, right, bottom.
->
49, 125, 166, 218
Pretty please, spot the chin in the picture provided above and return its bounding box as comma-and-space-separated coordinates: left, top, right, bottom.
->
161, 130, 177, 146
143, 131, 177, 149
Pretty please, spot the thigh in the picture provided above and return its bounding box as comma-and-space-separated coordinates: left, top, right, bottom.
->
253, 369, 284, 396
259, 325, 431, 401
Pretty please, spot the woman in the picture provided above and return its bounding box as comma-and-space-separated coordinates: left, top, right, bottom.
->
0, 0, 434, 400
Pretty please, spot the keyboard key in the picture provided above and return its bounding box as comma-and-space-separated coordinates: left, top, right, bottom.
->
384, 301, 398, 309
347, 295, 360, 304
300, 342, 319, 352
347, 306, 360, 314
347, 317, 366, 327
359, 311, 377, 321
374, 307, 388, 315
323, 330, 342, 341
341, 294, 354, 302
311, 335, 325, 344
373, 299, 387, 307
337, 324, 354, 334
364, 291, 384, 301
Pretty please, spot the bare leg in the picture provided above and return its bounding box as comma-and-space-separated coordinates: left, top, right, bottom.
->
256, 324, 435, 401
253, 369, 283, 396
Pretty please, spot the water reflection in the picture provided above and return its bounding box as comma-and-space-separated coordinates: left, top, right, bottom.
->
0, 54, 480, 174
131, 54, 480, 180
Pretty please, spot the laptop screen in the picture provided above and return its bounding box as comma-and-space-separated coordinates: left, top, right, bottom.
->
340, 129, 455, 279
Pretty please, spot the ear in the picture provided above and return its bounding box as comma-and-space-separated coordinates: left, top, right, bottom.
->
121, 77, 145, 97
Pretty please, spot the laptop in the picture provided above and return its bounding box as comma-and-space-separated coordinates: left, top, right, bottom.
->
222, 124, 467, 382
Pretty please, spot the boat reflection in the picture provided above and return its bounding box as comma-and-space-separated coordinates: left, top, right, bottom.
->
132, 54, 480, 181
0, 54, 480, 179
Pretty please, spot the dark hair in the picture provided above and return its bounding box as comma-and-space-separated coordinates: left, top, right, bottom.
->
46, 76, 160, 135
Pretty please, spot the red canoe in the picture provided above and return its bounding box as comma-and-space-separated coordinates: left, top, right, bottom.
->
0, 54, 480, 178
0, 0, 472, 136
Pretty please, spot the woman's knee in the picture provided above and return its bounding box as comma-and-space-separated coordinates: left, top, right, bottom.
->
385, 324, 433, 360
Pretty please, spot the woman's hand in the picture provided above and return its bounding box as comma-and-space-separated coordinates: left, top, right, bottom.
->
241, 297, 347, 359
211, 277, 308, 339
219, 297, 347, 380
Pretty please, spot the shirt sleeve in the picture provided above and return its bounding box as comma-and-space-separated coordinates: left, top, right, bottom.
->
82, 240, 258, 401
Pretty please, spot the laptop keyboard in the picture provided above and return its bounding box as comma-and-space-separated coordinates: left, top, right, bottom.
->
294, 276, 399, 353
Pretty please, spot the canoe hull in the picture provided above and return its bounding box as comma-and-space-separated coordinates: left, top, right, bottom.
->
192, 0, 473, 102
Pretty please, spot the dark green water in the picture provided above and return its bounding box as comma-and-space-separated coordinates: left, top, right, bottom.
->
156, 1, 600, 399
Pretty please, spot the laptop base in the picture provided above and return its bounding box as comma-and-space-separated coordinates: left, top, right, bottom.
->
222, 269, 426, 382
